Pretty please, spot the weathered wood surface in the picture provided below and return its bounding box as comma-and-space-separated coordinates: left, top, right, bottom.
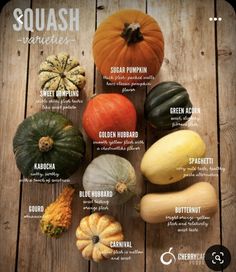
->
217, 0, 236, 270
91, 1, 146, 272
0, 1, 30, 271
0, 0, 235, 272
16, 1, 95, 272
146, 1, 220, 271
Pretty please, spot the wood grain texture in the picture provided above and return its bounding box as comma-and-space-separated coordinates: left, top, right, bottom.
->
146, 0, 221, 271
0, 0, 234, 271
217, 0, 236, 271
16, 1, 95, 272
90, 1, 146, 271
0, 1, 30, 271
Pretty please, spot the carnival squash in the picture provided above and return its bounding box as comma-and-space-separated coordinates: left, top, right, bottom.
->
140, 182, 218, 223
39, 52, 86, 98
144, 81, 192, 130
40, 185, 75, 237
93, 9, 164, 85
82, 93, 137, 147
140, 130, 206, 184
76, 213, 124, 262
13, 111, 85, 179
83, 154, 137, 205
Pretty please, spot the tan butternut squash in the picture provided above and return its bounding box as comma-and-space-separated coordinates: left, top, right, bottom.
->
140, 182, 217, 223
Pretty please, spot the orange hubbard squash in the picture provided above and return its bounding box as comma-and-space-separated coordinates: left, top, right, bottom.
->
82, 93, 137, 147
93, 9, 164, 86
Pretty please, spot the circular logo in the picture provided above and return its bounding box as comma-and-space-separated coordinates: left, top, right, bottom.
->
205, 244, 231, 271
160, 247, 176, 265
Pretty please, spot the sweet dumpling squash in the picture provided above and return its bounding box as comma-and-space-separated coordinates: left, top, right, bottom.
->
39, 52, 86, 98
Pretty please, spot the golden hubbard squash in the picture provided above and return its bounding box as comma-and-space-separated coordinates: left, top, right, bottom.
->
76, 213, 124, 262
39, 52, 86, 98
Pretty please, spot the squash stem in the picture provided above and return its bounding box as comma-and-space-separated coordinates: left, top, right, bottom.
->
115, 181, 128, 194
38, 136, 54, 152
121, 23, 143, 44
92, 235, 100, 244
59, 72, 66, 78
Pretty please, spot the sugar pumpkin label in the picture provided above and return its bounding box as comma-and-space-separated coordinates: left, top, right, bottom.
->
110, 66, 148, 73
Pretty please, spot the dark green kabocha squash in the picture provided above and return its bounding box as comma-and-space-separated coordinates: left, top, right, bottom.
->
13, 111, 85, 180
144, 81, 193, 130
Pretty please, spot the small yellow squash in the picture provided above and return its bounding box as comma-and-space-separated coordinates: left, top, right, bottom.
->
140, 182, 218, 223
76, 213, 124, 262
140, 130, 206, 184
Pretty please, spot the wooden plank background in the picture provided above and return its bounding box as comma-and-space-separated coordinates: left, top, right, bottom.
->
16, 1, 95, 271
217, 0, 236, 270
0, 0, 235, 272
91, 1, 146, 272
0, 1, 30, 271
146, 1, 220, 272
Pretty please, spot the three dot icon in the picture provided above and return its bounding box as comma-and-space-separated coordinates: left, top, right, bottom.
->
209, 17, 222, 21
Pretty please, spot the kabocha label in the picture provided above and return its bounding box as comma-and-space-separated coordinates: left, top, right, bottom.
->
34, 163, 55, 170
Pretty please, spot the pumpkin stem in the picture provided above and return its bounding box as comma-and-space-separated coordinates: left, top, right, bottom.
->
59, 72, 66, 78
38, 136, 54, 152
121, 23, 144, 44
92, 235, 100, 244
115, 181, 128, 194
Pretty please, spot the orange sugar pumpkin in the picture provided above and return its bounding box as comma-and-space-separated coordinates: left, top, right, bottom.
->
93, 9, 164, 86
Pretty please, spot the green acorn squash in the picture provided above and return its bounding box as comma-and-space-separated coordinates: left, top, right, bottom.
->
13, 111, 85, 179
144, 81, 192, 130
